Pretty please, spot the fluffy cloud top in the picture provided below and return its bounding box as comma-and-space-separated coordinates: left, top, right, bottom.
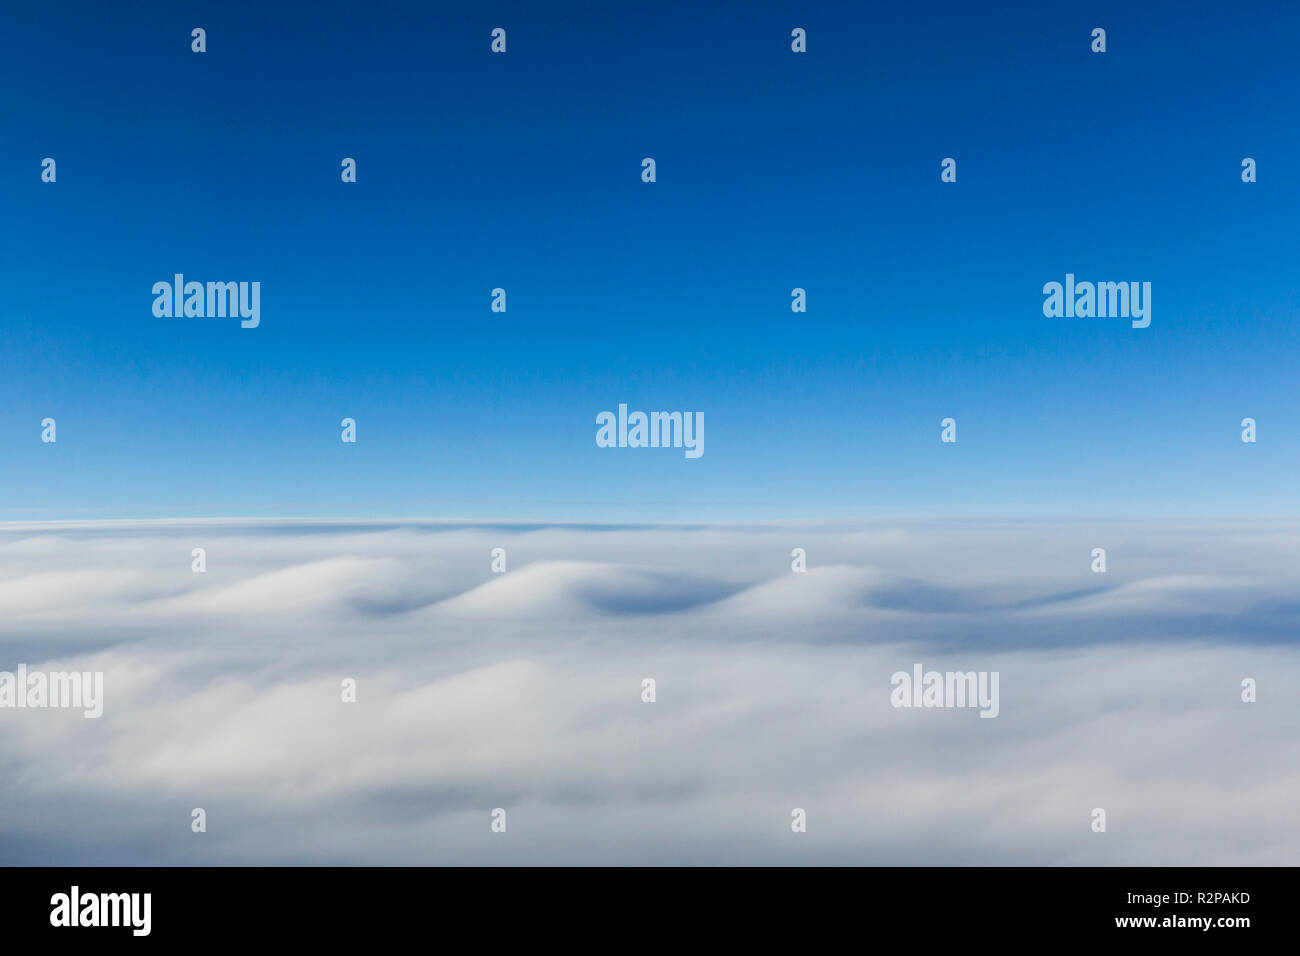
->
0, 519, 1296, 864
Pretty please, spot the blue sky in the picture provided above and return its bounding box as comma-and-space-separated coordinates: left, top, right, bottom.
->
1, 0, 1296, 520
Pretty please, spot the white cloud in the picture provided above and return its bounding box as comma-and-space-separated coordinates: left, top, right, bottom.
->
0, 519, 1296, 863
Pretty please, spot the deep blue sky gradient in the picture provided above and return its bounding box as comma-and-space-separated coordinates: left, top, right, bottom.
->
2, 0, 1297, 519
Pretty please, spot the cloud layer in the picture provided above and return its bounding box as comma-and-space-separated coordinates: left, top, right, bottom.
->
1, 519, 1297, 864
